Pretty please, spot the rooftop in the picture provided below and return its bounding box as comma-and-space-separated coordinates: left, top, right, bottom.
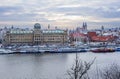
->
42, 29, 65, 34
10, 30, 33, 34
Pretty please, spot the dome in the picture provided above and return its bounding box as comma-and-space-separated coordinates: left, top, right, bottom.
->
34, 23, 41, 29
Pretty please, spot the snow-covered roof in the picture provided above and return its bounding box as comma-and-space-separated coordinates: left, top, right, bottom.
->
10, 30, 33, 34
43, 29, 65, 34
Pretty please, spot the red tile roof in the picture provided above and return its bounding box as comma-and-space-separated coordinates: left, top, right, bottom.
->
91, 35, 114, 42
70, 32, 86, 37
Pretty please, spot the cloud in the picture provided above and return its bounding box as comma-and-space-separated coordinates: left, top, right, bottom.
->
0, 6, 23, 13
0, 0, 120, 29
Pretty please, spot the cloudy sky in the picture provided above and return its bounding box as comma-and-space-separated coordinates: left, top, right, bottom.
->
0, 0, 120, 29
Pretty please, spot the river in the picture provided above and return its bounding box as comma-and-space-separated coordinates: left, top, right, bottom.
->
0, 52, 120, 79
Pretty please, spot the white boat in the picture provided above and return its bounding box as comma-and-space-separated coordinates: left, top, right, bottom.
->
115, 47, 120, 52
15, 47, 41, 53
0, 48, 13, 54
39, 47, 54, 53
48, 47, 87, 53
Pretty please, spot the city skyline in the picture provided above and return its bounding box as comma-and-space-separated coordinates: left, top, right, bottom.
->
0, 0, 120, 29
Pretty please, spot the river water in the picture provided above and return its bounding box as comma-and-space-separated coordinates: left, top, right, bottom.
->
0, 52, 120, 79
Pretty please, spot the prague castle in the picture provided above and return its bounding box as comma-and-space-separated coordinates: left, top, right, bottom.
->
4, 23, 68, 45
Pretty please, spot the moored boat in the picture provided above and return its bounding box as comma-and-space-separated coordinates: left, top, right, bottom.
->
0, 48, 14, 54
12, 46, 41, 54
115, 47, 120, 52
90, 48, 115, 53
48, 47, 87, 53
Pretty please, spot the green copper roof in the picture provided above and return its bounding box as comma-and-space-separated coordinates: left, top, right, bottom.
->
34, 23, 41, 29
10, 30, 33, 34
43, 30, 64, 34
9, 29, 65, 34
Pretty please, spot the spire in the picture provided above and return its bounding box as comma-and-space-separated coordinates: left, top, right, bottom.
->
82, 22, 87, 30
55, 26, 57, 29
101, 26, 104, 30
83, 22, 86, 30
11, 25, 14, 29
48, 24, 50, 29
101, 26, 104, 36
85, 22, 87, 30
85, 22, 87, 27
82, 22, 85, 28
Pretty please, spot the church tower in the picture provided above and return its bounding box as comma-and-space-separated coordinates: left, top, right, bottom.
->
82, 22, 87, 30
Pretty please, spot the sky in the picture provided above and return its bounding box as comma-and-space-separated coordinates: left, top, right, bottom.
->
0, 0, 120, 29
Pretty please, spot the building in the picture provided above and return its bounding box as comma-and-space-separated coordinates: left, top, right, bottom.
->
33, 23, 68, 45
4, 23, 68, 46
42, 29, 68, 44
0, 27, 10, 44
33, 23, 43, 45
69, 32, 88, 44
4, 29, 33, 46
69, 22, 88, 44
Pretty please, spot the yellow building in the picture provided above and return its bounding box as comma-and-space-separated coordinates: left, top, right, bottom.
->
4, 23, 68, 45
33, 23, 43, 45
4, 29, 33, 45
42, 29, 68, 44
33, 23, 68, 45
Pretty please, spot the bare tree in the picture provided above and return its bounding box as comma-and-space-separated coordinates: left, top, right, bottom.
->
100, 64, 120, 79
66, 53, 95, 79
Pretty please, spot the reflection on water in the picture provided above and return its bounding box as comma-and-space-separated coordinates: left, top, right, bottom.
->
0, 53, 120, 79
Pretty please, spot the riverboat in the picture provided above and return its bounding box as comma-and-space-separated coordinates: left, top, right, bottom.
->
90, 48, 115, 53
48, 47, 87, 53
115, 47, 120, 52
